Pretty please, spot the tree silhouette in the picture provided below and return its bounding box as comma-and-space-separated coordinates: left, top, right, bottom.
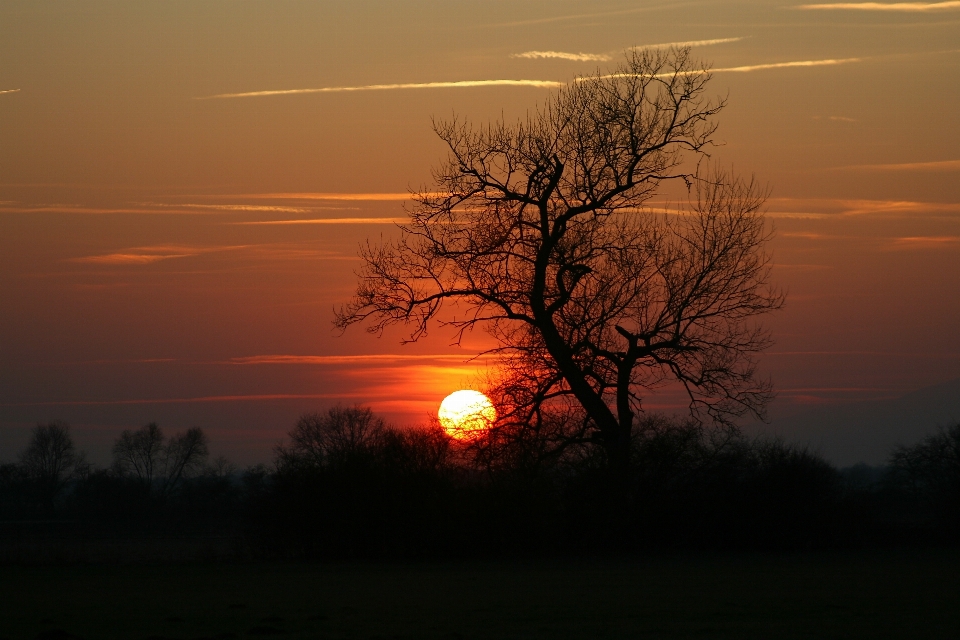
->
275, 405, 388, 471
18, 421, 84, 508
336, 48, 783, 466
112, 423, 209, 497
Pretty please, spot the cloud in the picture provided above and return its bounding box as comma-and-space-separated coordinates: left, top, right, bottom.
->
0, 394, 348, 407
706, 57, 862, 73
766, 197, 960, 218
0, 89, 20, 95
1, 201, 365, 215
71, 244, 250, 265
835, 159, 960, 171
596, 57, 862, 81
512, 38, 744, 62
141, 202, 318, 213
198, 79, 561, 100
631, 37, 746, 50
798, 1, 960, 11
230, 354, 485, 365
782, 232, 836, 240
212, 193, 417, 201
231, 217, 407, 225
72, 252, 196, 265
888, 235, 960, 249
513, 51, 612, 61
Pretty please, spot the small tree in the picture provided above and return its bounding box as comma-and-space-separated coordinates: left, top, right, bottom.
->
18, 421, 84, 508
113, 423, 209, 497
275, 405, 387, 471
336, 47, 783, 466
888, 423, 960, 533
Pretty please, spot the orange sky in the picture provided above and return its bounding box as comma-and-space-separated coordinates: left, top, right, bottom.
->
2, 1, 959, 465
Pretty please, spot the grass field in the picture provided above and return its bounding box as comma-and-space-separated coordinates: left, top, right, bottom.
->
2, 550, 959, 639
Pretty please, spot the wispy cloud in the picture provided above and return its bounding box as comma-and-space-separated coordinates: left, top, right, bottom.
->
141, 202, 318, 213
596, 57, 862, 81
71, 244, 249, 265
209, 193, 417, 201
705, 57, 861, 73
798, 1, 960, 11
782, 232, 837, 240
72, 252, 196, 265
0, 89, 20, 95
512, 38, 744, 63
513, 51, 613, 61
1, 200, 365, 215
230, 354, 485, 365
835, 159, 960, 171
888, 235, 960, 249
198, 79, 561, 100
232, 217, 407, 226
766, 197, 960, 218
0, 394, 348, 407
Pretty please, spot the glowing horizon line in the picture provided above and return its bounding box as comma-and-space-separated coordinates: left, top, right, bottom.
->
197, 79, 562, 100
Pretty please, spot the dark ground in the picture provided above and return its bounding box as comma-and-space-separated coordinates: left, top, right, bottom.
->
2, 550, 959, 640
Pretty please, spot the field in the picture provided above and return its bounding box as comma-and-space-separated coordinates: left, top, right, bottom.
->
2, 550, 959, 639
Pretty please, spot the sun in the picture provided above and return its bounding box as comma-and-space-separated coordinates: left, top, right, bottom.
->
438, 389, 496, 439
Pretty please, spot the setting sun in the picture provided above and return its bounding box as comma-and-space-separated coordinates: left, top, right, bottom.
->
438, 390, 496, 439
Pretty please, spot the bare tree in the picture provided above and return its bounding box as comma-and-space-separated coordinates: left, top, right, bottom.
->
113, 423, 209, 496
275, 405, 388, 471
113, 422, 165, 486
19, 421, 83, 503
335, 47, 783, 466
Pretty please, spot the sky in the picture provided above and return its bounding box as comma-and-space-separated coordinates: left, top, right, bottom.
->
2, 0, 959, 466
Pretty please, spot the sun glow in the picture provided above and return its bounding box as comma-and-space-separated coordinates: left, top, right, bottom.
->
438, 390, 496, 439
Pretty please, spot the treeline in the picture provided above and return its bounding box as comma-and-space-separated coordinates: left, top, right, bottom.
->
1, 408, 959, 561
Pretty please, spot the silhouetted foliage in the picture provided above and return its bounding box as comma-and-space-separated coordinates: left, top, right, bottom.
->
16, 421, 87, 512
3, 410, 960, 563
112, 423, 209, 498
887, 423, 960, 539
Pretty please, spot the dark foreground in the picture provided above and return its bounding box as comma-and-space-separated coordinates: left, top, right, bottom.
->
2, 550, 959, 640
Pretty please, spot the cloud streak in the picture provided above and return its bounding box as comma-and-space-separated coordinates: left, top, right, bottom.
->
0, 89, 20, 95
71, 244, 251, 265
888, 235, 960, 249
836, 159, 960, 171
701, 57, 862, 74
232, 217, 406, 225
211, 193, 417, 201
765, 197, 960, 218
798, 1, 960, 10
0, 394, 348, 407
596, 57, 862, 82
230, 354, 485, 365
513, 51, 612, 61
198, 79, 561, 100
142, 202, 320, 213
72, 252, 196, 265
512, 38, 744, 63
